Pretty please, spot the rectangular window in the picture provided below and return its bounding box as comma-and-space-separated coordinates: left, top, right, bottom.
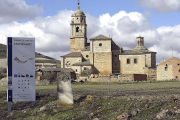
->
127, 59, 130, 64
84, 67, 86, 70
165, 67, 168, 71
134, 58, 137, 64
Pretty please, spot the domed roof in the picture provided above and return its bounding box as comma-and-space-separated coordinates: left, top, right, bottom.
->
72, 2, 85, 16
72, 9, 85, 16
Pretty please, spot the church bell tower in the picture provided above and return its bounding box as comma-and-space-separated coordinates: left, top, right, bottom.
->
70, 2, 87, 52
133, 35, 148, 50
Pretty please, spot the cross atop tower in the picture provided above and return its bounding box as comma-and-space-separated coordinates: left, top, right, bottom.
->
78, 0, 80, 9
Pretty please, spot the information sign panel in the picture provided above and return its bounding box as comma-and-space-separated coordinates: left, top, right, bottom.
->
7, 37, 35, 102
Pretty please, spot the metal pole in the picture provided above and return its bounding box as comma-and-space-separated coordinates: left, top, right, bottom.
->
32, 101, 35, 106
8, 102, 11, 111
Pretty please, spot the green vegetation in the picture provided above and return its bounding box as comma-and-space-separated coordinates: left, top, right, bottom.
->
0, 81, 180, 119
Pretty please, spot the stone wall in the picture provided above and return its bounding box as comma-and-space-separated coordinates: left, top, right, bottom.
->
70, 37, 87, 52
91, 40, 111, 52
157, 58, 180, 81
88, 74, 147, 82
144, 67, 157, 81
112, 50, 121, 73
61, 56, 82, 68
0, 59, 7, 68
119, 54, 145, 74
89, 76, 110, 82
157, 65, 173, 81
151, 53, 156, 68
118, 74, 134, 82
93, 52, 112, 76
81, 51, 90, 61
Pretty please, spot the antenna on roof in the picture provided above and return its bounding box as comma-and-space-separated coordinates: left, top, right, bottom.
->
171, 46, 173, 57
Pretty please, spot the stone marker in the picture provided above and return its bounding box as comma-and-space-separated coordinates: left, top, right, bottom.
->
53, 72, 74, 112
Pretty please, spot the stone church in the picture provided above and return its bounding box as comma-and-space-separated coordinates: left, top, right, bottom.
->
61, 3, 156, 77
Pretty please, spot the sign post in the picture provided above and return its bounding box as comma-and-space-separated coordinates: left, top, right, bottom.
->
7, 37, 35, 111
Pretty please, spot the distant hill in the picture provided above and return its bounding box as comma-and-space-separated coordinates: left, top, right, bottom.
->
0, 43, 60, 64
0, 44, 7, 59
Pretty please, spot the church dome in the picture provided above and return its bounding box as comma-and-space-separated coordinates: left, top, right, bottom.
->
72, 9, 85, 16
72, 2, 85, 16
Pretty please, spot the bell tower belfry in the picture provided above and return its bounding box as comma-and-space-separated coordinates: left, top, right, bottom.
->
70, 2, 87, 52
133, 35, 148, 50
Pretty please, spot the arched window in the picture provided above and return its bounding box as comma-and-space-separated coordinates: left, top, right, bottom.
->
76, 27, 79, 32
81, 18, 83, 23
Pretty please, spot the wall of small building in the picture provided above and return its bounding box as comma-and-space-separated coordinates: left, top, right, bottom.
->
72, 66, 81, 74
151, 53, 156, 68
157, 65, 173, 81
119, 54, 145, 74
72, 65, 92, 75
62, 57, 82, 69
172, 62, 180, 79
93, 52, 112, 76
112, 50, 121, 73
157, 58, 180, 81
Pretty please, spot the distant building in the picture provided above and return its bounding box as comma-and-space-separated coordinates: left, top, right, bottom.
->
35, 63, 57, 68
60, 2, 157, 79
157, 57, 180, 81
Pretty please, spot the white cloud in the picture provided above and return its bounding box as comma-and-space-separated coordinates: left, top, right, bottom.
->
0, 0, 43, 23
138, 0, 180, 13
0, 6, 180, 64
0, 10, 73, 60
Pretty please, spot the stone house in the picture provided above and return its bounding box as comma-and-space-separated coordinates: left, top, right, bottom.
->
61, 2, 156, 80
36, 68, 76, 82
157, 57, 180, 81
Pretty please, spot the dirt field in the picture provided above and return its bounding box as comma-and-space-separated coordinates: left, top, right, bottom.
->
0, 81, 180, 119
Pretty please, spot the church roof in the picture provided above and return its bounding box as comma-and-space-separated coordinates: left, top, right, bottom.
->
72, 9, 85, 16
72, 2, 85, 16
90, 34, 112, 40
61, 52, 82, 57
133, 46, 148, 50
72, 61, 93, 66
121, 50, 156, 55
157, 57, 180, 66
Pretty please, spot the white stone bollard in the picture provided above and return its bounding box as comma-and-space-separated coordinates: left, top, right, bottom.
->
57, 72, 73, 107
57, 80, 73, 107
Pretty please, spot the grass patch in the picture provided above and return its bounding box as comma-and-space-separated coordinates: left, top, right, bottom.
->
0, 81, 180, 119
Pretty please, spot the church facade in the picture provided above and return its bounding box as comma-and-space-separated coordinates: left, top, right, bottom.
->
61, 3, 156, 77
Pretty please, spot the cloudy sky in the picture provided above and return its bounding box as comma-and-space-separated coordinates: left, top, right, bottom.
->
0, 0, 180, 64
